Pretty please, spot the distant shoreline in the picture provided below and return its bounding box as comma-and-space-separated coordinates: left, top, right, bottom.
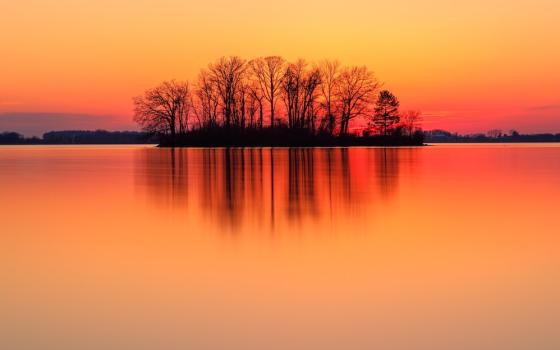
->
2, 129, 560, 146
1, 128, 425, 147
3, 141, 560, 146
427, 140, 560, 144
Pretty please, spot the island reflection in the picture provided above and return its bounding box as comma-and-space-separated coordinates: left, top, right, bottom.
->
136, 148, 416, 231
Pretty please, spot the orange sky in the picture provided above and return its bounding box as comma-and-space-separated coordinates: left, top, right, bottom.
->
1, 0, 559, 135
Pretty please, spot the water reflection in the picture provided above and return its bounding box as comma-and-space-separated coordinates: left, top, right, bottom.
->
138, 148, 190, 208
136, 148, 416, 231
5, 145, 560, 350
287, 149, 318, 221
376, 148, 401, 198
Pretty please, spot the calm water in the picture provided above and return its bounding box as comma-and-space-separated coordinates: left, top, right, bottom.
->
1, 144, 559, 350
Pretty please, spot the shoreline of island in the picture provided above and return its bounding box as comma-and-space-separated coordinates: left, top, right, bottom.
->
156, 127, 424, 147
3, 129, 560, 146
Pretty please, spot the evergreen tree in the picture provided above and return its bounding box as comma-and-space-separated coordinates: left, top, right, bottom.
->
371, 90, 400, 135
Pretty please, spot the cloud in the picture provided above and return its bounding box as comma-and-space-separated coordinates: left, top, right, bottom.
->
526, 104, 560, 111
0, 112, 138, 137
0, 99, 23, 107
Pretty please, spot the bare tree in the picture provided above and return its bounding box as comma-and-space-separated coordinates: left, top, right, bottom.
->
246, 89, 258, 128
131, 56, 422, 147
401, 110, 422, 136
282, 60, 322, 130
282, 60, 305, 129
178, 87, 194, 134
371, 90, 400, 135
194, 69, 220, 129
318, 60, 340, 134
235, 82, 248, 128
336, 66, 380, 135
133, 80, 191, 139
487, 129, 503, 138
302, 68, 321, 130
249, 56, 286, 127
247, 81, 265, 129
208, 56, 247, 127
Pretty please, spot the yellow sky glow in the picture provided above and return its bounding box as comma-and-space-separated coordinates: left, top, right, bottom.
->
1, 0, 559, 134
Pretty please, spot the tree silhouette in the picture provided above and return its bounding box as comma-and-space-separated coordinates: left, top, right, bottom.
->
401, 110, 422, 136
247, 80, 265, 129
282, 59, 322, 130
336, 66, 379, 135
207, 56, 247, 128
249, 56, 286, 127
487, 129, 503, 138
133, 80, 192, 139
130, 55, 427, 146
371, 90, 400, 136
194, 69, 220, 129
318, 60, 340, 134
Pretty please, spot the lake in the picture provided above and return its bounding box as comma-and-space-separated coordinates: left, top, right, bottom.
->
1, 144, 559, 350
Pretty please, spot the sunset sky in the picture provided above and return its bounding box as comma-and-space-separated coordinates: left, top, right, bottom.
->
1, 0, 559, 136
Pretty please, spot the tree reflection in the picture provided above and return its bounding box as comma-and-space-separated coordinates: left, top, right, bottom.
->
136, 148, 189, 208
136, 148, 413, 232
287, 148, 318, 221
376, 148, 400, 198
